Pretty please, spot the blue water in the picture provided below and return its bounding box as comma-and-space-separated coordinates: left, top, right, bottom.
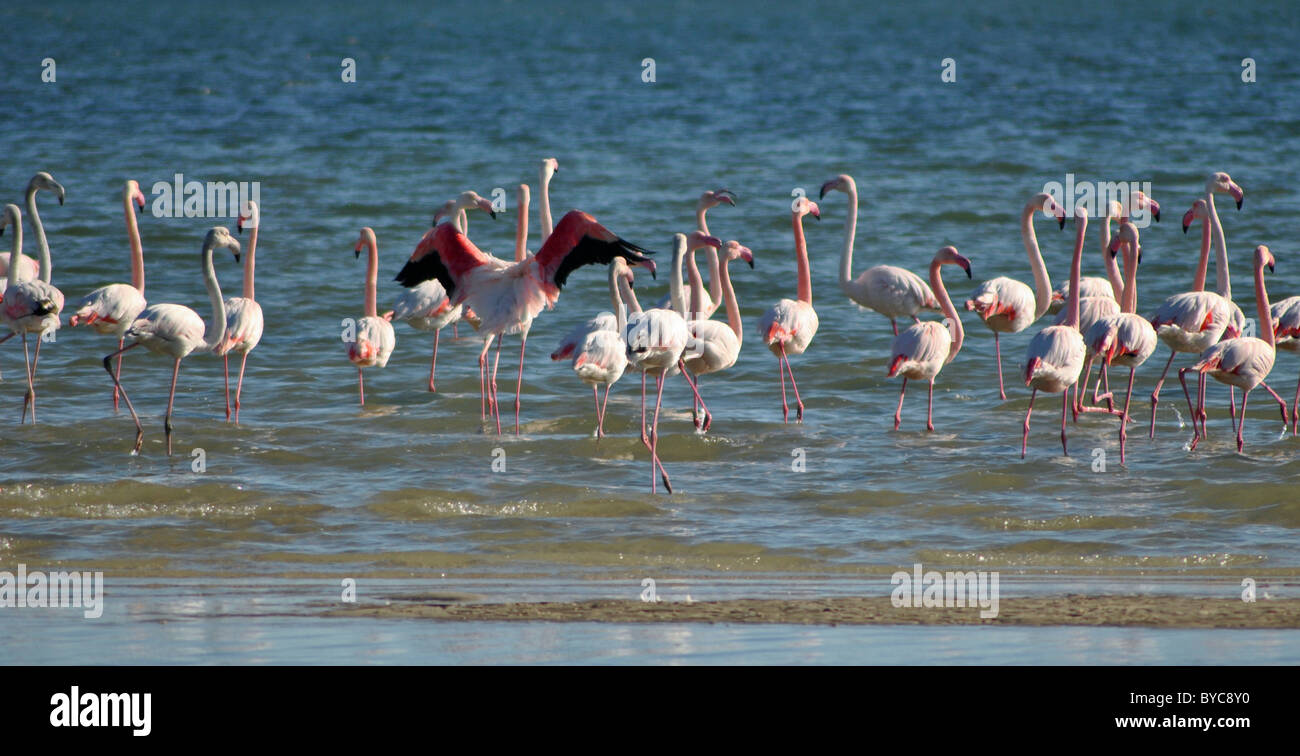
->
2, 1, 1299, 663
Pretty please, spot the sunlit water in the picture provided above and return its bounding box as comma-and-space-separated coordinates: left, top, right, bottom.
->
2, 0, 1299, 662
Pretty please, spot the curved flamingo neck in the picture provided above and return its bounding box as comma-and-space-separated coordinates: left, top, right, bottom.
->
1206, 190, 1231, 300
669, 236, 689, 317
930, 258, 963, 360
794, 212, 812, 305
1121, 240, 1139, 314
719, 255, 742, 342
242, 224, 257, 301
515, 184, 530, 262
1021, 202, 1053, 319
621, 274, 643, 314
696, 205, 723, 309
4, 206, 23, 289
1256, 259, 1274, 349
455, 209, 468, 235
25, 183, 52, 284
1192, 212, 1211, 292
836, 180, 858, 295
123, 189, 145, 293
609, 264, 626, 333
362, 230, 378, 318
1100, 213, 1123, 299
539, 167, 554, 241
1063, 216, 1087, 328
201, 237, 228, 351
686, 247, 706, 320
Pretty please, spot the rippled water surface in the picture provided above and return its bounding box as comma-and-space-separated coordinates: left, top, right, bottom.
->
2, 0, 1300, 662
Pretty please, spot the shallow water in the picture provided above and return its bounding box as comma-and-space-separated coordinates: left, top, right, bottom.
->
2, 1, 1300, 662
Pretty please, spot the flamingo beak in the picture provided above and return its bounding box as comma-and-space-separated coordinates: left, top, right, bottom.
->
741, 246, 754, 268
478, 199, 497, 219
704, 234, 722, 249
818, 181, 834, 200
1182, 208, 1194, 233
640, 259, 658, 279
958, 256, 972, 278
1230, 183, 1244, 210
1058, 214, 1066, 230
1148, 201, 1160, 222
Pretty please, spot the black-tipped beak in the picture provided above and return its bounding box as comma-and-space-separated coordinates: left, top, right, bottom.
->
58, 196, 64, 206
1183, 222, 1190, 234
1, 226, 5, 237
353, 249, 361, 259
1236, 199, 1243, 210
818, 186, 827, 200
964, 265, 972, 279
234, 252, 242, 263
1268, 262, 1275, 273
1152, 209, 1160, 222
1058, 216, 1066, 230
489, 210, 497, 219
747, 258, 754, 269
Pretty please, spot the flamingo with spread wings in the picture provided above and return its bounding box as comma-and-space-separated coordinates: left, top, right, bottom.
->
396, 210, 656, 433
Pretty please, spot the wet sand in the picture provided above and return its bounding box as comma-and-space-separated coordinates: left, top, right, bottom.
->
324, 595, 1300, 629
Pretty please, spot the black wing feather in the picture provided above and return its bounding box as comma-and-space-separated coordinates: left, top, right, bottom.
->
552, 235, 656, 290
395, 251, 457, 299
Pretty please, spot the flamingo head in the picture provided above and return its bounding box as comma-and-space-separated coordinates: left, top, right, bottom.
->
1108, 220, 1138, 257
1030, 192, 1067, 229
1256, 245, 1275, 273
793, 197, 820, 220
934, 245, 971, 278
541, 157, 559, 181
237, 200, 259, 233
1208, 172, 1244, 210
1105, 200, 1125, 221
819, 174, 855, 199
698, 188, 736, 210
29, 171, 65, 206
206, 225, 242, 263
0, 203, 19, 235
124, 180, 146, 216
722, 240, 754, 268
353, 227, 379, 259
1182, 198, 1208, 233
1128, 190, 1160, 222
610, 256, 638, 287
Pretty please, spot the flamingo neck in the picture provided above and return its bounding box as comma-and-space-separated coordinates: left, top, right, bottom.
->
455, 209, 468, 235
1256, 259, 1274, 349
242, 225, 257, 301
1121, 241, 1139, 314
201, 239, 227, 351
1021, 203, 1053, 319
620, 274, 643, 314
696, 205, 723, 309
124, 191, 145, 294
25, 183, 52, 284
4, 206, 23, 289
931, 258, 963, 360
1063, 216, 1087, 329
515, 185, 530, 262
363, 231, 378, 318
669, 236, 689, 317
539, 167, 553, 241
609, 265, 626, 333
794, 213, 812, 305
719, 256, 742, 342
1100, 213, 1123, 300
837, 181, 858, 294
1206, 190, 1231, 300
1192, 213, 1211, 292
686, 246, 706, 319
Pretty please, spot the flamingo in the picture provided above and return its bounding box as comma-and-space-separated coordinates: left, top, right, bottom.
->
0, 173, 66, 284
1, 174, 66, 424
655, 189, 736, 315
1147, 173, 1245, 438
1020, 206, 1088, 458
558, 257, 638, 437
681, 239, 754, 430
1084, 221, 1158, 463
966, 192, 1066, 399
886, 246, 971, 431
625, 232, 715, 493
758, 196, 820, 422
102, 226, 240, 454
820, 174, 936, 337
1179, 245, 1287, 452
213, 201, 265, 423
69, 180, 148, 412
396, 209, 656, 434
1049, 191, 1160, 313
345, 228, 396, 406
1269, 294, 1300, 435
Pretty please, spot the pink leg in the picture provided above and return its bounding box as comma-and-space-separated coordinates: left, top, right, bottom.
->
164, 358, 182, 456
513, 334, 527, 435
1059, 390, 1070, 456
1119, 368, 1135, 465
1260, 381, 1290, 426
781, 344, 805, 422
1178, 367, 1200, 450
223, 353, 232, 421
358, 367, 365, 406
428, 330, 439, 392
1292, 372, 1300, 436
677, 362, 711, 431
1148, 350, 1176, 439
103, 342, 145, 454
113, 336, 125, 411
994, 332, 1006, 401
776, 353, 790, 422
640, 372, 650, 448
592, 385, 601, 437
926, 378, 935, 432
490, 337, 503, 435
599, 384, 611, 437
1021, 388, 1037, 459
650, 373, 672, 493
234, 352, 249, 424
891, 319, 899, 337
1237, 389, 1250, 453
893, 377, 907, 430
20, 335, 34, 424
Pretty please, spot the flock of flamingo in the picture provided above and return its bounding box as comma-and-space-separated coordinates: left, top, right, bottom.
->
2, 163, 1296, 492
